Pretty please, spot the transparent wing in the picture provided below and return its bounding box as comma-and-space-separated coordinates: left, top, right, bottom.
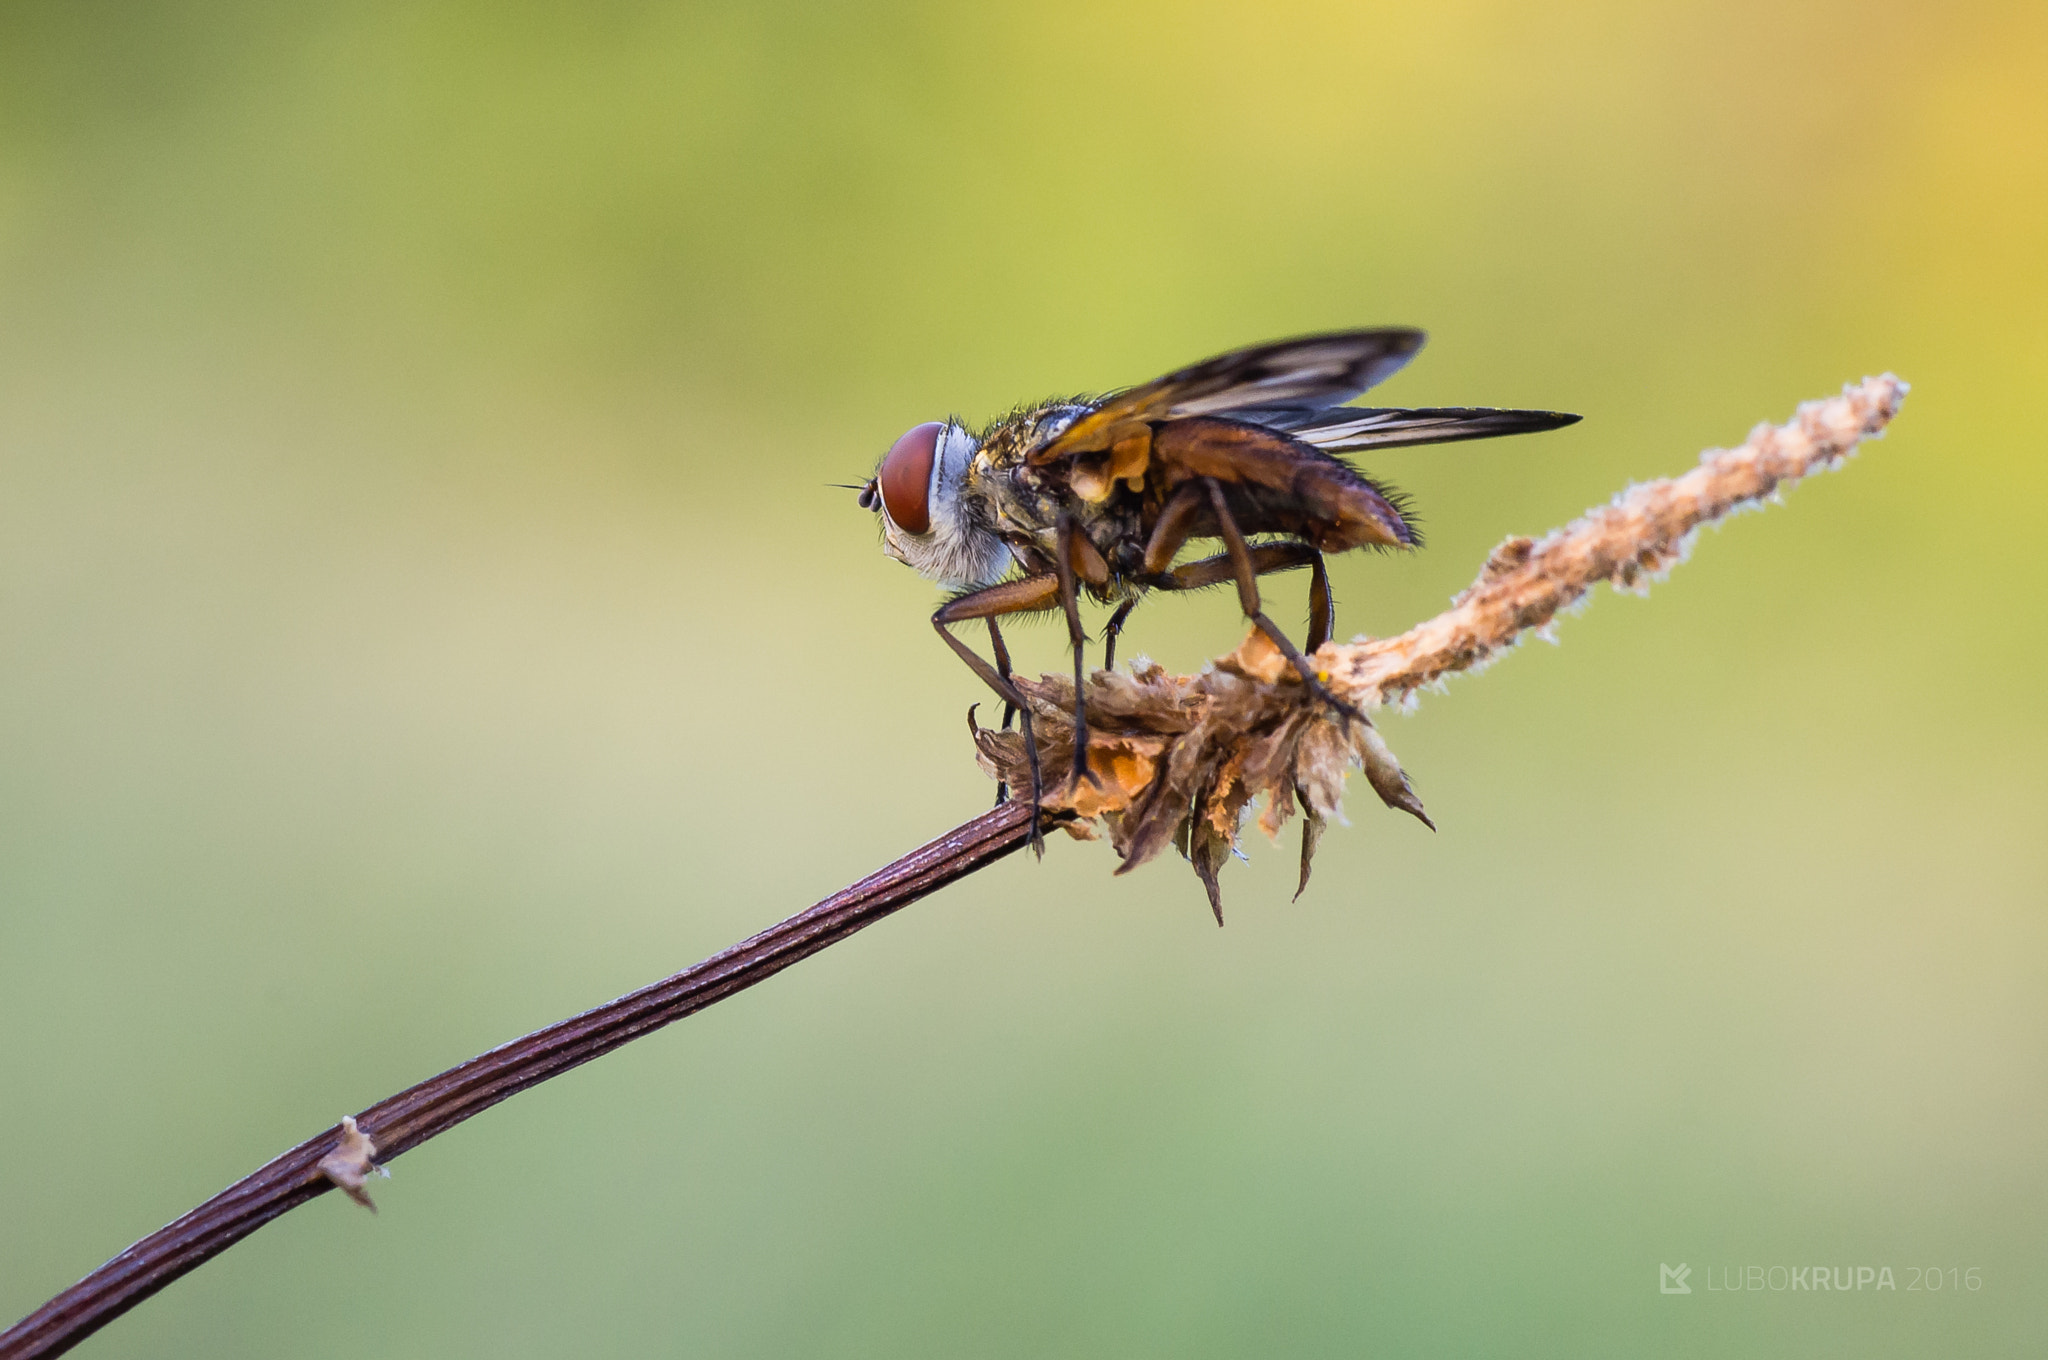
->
1291, 405, 1581, 452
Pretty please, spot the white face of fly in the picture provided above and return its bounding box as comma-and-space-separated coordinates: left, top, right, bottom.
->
864, 420, 1013, 591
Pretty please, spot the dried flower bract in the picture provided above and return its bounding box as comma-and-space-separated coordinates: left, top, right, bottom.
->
975, 375, 1908, 917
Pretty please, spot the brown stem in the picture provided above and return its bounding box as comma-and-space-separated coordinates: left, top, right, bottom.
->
0, 801, 1042, 1360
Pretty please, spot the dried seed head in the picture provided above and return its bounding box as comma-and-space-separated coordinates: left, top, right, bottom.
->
972, 633, 1429, 913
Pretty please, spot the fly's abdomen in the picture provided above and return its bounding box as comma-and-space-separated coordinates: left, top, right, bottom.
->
1150, 417, 1415, 551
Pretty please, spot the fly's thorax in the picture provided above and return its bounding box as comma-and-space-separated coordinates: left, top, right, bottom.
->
875, 421, 1014, 591
981, 465, 1145, 585
976, 462, 1062, 564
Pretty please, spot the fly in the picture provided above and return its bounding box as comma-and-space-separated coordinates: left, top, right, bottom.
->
855, 327, 1580, 812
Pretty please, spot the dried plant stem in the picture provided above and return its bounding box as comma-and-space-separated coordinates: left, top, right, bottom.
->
1327, 374, 1910, 706
0, 803, 1040, 1360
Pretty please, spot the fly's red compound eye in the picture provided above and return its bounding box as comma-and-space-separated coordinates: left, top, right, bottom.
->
878, 421, 944, 534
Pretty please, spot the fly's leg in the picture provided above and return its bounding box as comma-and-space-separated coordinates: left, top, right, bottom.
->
987, 616, 1018, 806
1201, 478, 1367, 727
1147, 494, 1332, 656
1141, 482, 1208, 574
1306, 548, 1334, 653
1156, 539, 1335, 651
1053, 513, 1102, 789
987, 617, 1018, 730
934, 573, 1062, 848
1101, 600, 1138, 674
1150, 535, 1356, 894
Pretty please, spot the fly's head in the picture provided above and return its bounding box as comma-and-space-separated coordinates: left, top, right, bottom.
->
859, 420, 1014, 591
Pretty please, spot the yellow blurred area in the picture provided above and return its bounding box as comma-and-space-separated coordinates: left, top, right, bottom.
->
2, 2, 2043, 1356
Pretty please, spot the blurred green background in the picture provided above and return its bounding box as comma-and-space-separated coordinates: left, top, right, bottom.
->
2, 1, 2043, 1355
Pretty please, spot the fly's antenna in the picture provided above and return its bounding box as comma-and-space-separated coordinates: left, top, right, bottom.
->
833, 479, 884, 512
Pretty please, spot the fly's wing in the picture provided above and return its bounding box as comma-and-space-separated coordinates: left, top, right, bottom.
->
1291, 406, 1581, 452
1028, 328, 1425, 466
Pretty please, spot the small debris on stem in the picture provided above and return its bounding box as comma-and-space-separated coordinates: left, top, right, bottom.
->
317, 1116, 385, 1212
